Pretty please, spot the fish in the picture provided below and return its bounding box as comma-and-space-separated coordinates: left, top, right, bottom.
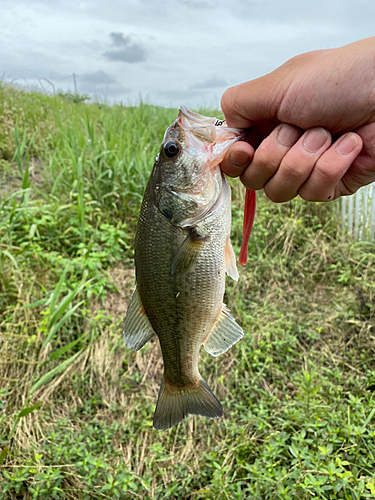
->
123, 106, 256, 431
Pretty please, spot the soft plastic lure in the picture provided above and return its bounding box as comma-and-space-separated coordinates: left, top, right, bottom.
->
239, 188, 256, 266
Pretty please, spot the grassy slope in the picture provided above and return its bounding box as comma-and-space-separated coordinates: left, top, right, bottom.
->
0, 83, 375, 499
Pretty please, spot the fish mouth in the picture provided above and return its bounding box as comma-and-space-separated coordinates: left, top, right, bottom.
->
162, 106, 246, 163
178, 105, 246, 142
176, 106, 247, 164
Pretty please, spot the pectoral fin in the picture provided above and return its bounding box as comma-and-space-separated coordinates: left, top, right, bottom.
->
225, 237, 239, 281
203, 304, 243, 357
171, 228, 209, 274
123, 287, 155, 351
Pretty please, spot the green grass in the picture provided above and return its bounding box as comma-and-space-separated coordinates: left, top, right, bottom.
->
1, 82, 375, 499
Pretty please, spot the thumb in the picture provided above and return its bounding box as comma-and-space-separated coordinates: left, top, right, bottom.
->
221, 72, 286, 129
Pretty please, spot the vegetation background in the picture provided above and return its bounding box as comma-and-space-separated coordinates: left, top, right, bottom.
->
0, 83, 375, 499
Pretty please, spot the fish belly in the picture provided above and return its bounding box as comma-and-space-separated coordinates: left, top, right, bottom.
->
135, 189, 227, 385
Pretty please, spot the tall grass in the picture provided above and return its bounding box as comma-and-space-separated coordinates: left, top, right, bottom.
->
1, 83, 375, 499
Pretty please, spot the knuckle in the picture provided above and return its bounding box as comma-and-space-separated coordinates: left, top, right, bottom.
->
253, 142, 281, 172
279, 157, 305, 181
253, 151, 272, 170
316, 155, 348, 181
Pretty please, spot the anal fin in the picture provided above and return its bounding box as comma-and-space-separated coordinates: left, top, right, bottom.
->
123, 287, 155, 351
203, 304, 243, 357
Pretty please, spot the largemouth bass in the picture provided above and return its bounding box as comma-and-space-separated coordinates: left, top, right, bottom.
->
123, 106, 252, 431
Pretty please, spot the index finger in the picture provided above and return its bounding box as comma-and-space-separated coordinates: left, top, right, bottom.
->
220, 141, 254, 178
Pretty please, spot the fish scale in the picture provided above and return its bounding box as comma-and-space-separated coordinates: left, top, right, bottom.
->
123, 106, 246, 430
136, 182, 225, 385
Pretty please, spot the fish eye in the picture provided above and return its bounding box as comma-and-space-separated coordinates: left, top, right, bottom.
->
164, 140, 180, 158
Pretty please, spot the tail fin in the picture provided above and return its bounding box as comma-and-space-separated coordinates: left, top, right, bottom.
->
153, 376, 224, 431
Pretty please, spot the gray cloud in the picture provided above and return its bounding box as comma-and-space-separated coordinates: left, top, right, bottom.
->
79, 70, 116, 85
76, 70, 130, 96
0, 0, 373, 109
153, 87, 223, 110
190, 77, 228, 90
109, 32, 131, 47
7, 69, 131, 100
103, 32, 147, 63
179, 0, 212, 8
47, 71, 72, 83
157, 89, 200, 99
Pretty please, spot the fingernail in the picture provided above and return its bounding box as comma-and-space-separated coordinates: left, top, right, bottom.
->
335, 133, 358, 155
229, 150, 250, 168
303, 128, 328, 153
277, 124, 300, 147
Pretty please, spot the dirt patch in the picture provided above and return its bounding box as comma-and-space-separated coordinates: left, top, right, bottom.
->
92, 266, 135, 319
0, 157, 47, 199
28, 158, 47, 190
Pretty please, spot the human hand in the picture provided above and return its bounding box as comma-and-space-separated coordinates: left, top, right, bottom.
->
220, 37, 375, 202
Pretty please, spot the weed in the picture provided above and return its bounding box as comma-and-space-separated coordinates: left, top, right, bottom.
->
1, 84, 375, 499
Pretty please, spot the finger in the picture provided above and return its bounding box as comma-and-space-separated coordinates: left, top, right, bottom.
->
221, 128, 260, 178
220, 141, 254, 178
334, 123, 375, 197
264, 127, 331, 202
298, 133, 363, 201
221, 76, 281, 128
240, 124, 302, 190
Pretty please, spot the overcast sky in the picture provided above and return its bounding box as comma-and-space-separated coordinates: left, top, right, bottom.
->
1, 0, 374, 109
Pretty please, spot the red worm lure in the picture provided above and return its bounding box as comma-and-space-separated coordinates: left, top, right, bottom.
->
239, 189, 256, 266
